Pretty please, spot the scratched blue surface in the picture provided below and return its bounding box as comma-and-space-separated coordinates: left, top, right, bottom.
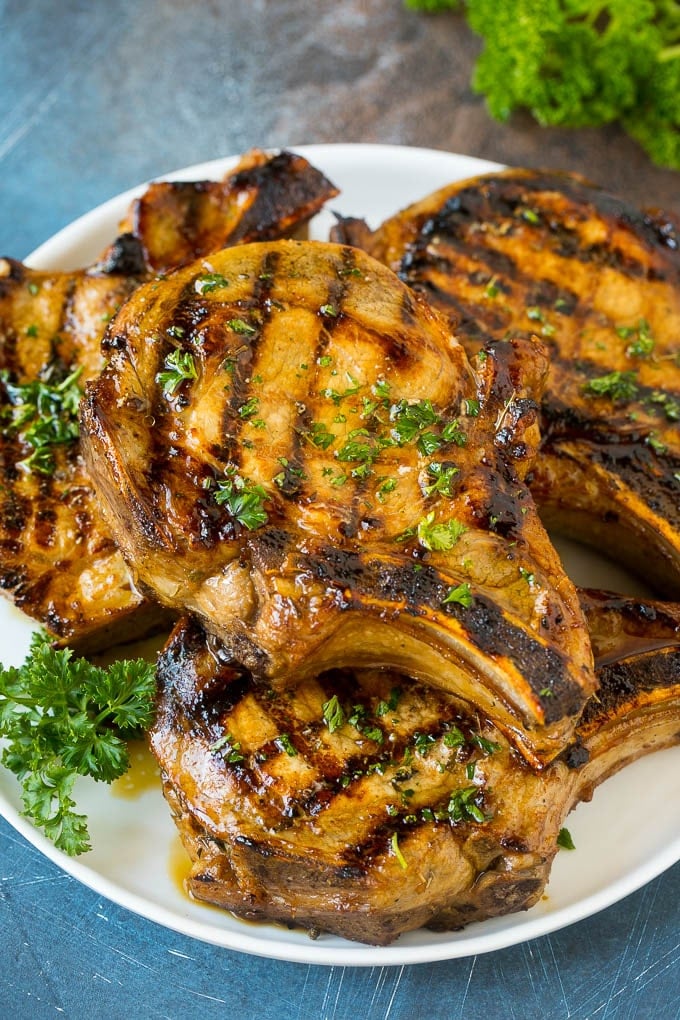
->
2, 818, 679, 1019
1, 2, 679, 1017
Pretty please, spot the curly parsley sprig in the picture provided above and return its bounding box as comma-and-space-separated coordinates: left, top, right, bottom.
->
0, 631, 157, 855
405, 0, 680, 169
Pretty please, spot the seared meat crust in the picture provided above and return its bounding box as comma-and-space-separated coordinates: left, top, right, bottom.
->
0, 256, 158, 650
115, 149, 338, 274
82, 239, 595, 764
149, 591, 680, 945
338, 170, 680, 597
0, 151, 338, 650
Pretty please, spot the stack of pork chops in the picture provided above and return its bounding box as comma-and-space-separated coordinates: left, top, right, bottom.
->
1, 150, 679, 945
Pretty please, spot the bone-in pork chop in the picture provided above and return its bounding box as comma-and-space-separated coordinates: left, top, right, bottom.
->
335, 170, 680, 597
82, 239, 595, 764
0, 151, 338, 650
149, 590, 680, 945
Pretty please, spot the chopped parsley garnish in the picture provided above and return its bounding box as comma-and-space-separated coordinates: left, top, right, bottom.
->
616, 319, 655, 358
0, 364, 83, 475
334, 428, 374, 463
417, 512, 468, 551
156, 349, 198, 397
441, 419, 467, 446
442, 726, 466, 749
321, 372, 362, 404
470, 733, 501, 755
391, 399, 440, 445
306, 421, 336, 450
375, 687, 402, 716
396, 513, 467, 550
194, 272, 229, 294
442, 582, 473, 608
646, 433, 667, 454
237, 396, 260, 420
334, 428, 393, 472
319, 303, 339, 317
648, 390, 680, 422
0, 630, 156, 855
322, 694, 346, 733
227, 318, 257, 335
520, 207, 541, 226
275, 733, 297, 757
424, 462, 459, 497
377, 477, 398, 501
413, 732, 437, 757
441, 786, 486, 825
583, 370, 639, 403
557, 827, 576, 850
416, 430, 443, 456
210, 733, 245, 764
213, 471, 269, 530
391, 831, 408, 869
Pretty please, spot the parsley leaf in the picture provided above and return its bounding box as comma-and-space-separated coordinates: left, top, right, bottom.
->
406, 1, 680, 170
442, 581, 473, 607
557, 826, 576, 850
0, 631, 156, 855
417, 511, 468, 551
213, 471, 269, 530
583, 370, 639, 403
156, 349, 198, 397
322, 694, 346, 733
0, 365, 83, 475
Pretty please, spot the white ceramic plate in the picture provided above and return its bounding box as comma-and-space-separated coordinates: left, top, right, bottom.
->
1, 144, 679, 967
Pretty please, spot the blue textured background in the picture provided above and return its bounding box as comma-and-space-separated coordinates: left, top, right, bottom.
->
1, 2, 678, 1016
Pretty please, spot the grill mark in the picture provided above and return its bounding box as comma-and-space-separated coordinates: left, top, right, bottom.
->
56, 274, 80, 355
541, 392, 680, 526
269, 246, 348, 501
400, 225, 580, 339
398, 177, 677, 328
435, 175, 669, 281
34, 506, 58, 549
582, 648, 680, 724
217, 249, 281, 467
505, 172, 680, 271
274, 247, 358, 502
0, 262, 23, 373
177, 643, 499, 852
93, 232, 148, 276
227, 150, 338, 244
300, 546, 579, 721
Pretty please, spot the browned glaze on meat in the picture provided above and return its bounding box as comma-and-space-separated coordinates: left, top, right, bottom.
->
82, 238, 595, 765
149, 590, 680, 946
336, 170, 680, 598
0, 256, 161, 651
115, 149, 338, 274
0, 151, 338, 650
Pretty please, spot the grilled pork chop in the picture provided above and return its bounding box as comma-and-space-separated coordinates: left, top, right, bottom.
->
0, 256, 156, 651
113, 148, 339, 274
150, 590, 680, 945
0, 151, 337, 650
335, 170, 680, 598
82, 238, 595, 765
